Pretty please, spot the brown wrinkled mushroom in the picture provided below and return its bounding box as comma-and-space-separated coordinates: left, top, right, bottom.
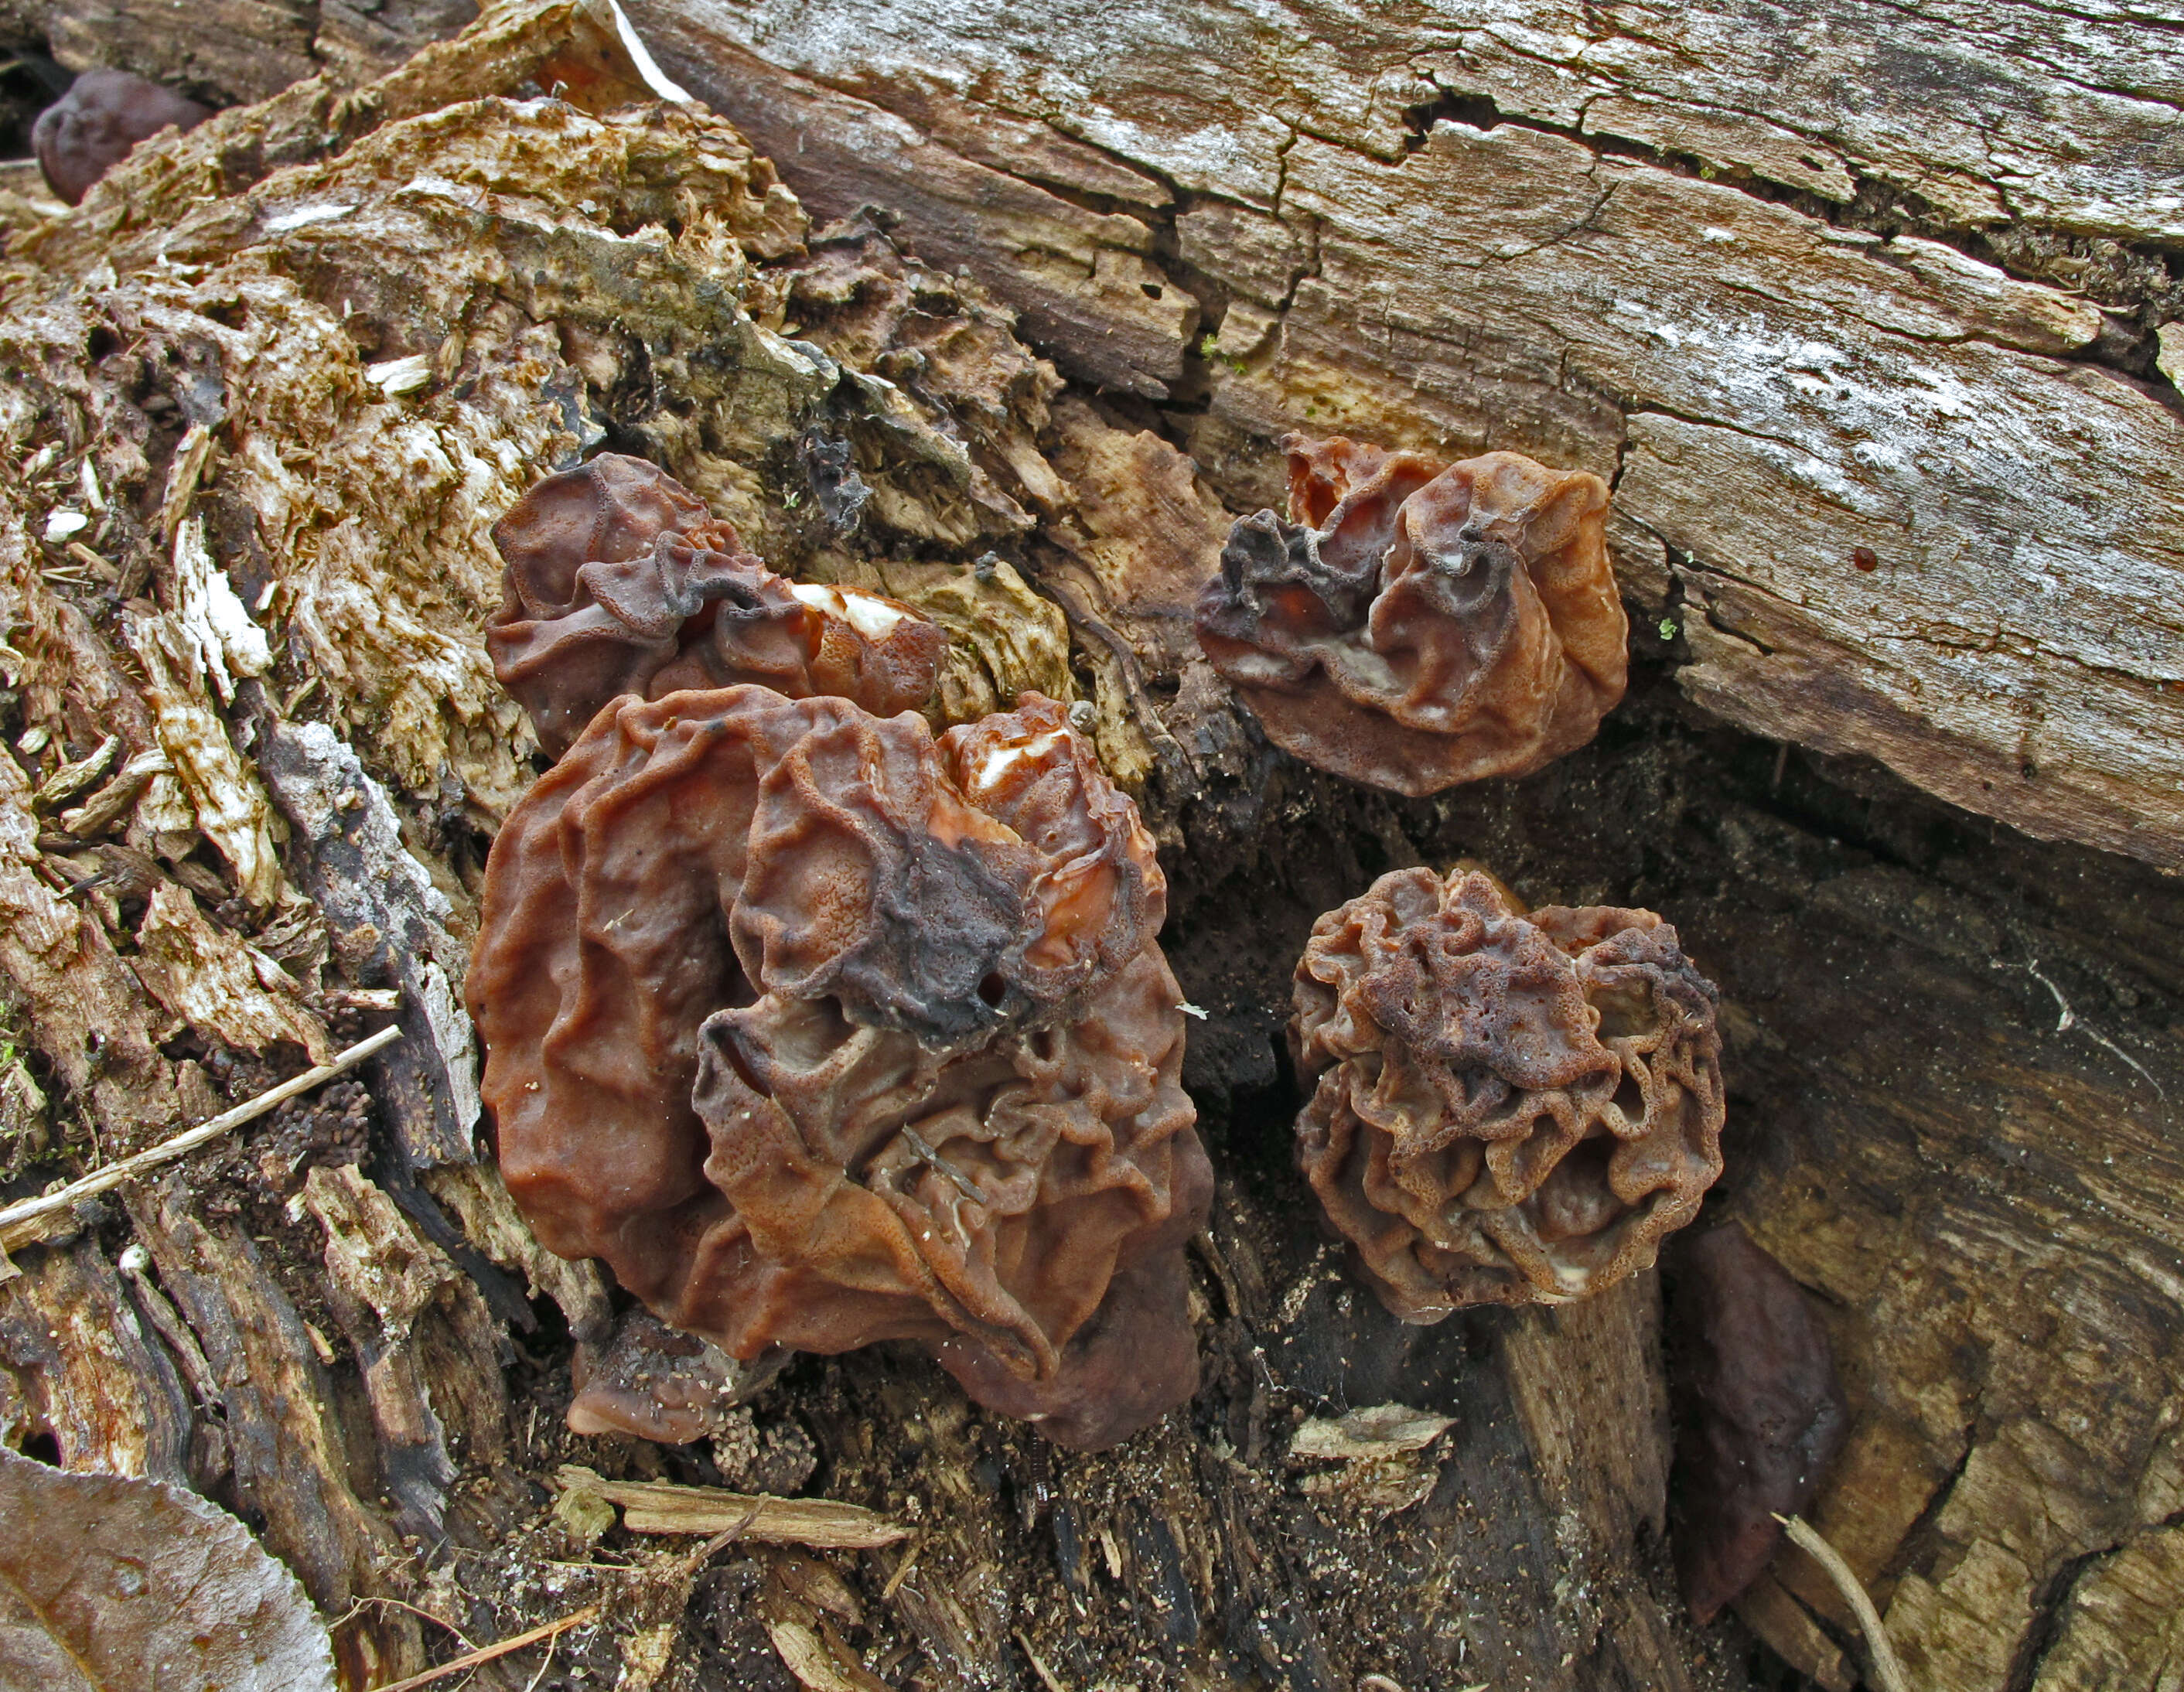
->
33, 69, 212, 207
1668, 1224, 1851, 1625
1195, 435, 1627, 796
470, 687, 1211, 1449
487, 455, 946, 757
1291, 866, 1724, 1317
567, 1308, 788, 1444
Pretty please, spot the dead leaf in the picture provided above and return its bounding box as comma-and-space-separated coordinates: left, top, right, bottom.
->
766, 1616, 889, 1692
0, 1443, 337, 1690
762, 1551, 885, 1692
1288, 1403, 1454, 1462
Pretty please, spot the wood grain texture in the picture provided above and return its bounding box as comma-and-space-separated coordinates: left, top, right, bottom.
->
633, 0, 2184, 237
635, 0, 2184, 872
1689, 831, 2184, 1692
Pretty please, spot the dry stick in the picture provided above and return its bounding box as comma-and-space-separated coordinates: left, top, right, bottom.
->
1775, 1513, 1913, 1692
679, 1499, 768, 1574
0, 1025, 402, 1251
370, 1604, 602, 1692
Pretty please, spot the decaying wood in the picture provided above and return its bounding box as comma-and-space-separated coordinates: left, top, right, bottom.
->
0, 0, 479, 104
0, 2, 2179, 1690
0, 1023, 397, 1255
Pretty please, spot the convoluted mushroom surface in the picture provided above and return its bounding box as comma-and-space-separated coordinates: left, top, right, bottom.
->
1195, 435, 1626, 796
1292, 867, 1724, 1316
487, 455, 946, 756
469, 687, 1210, 1449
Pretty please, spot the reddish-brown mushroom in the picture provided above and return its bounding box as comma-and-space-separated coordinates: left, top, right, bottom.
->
566, 1308, 787, 1444
33, 69, 211, 207
1669, 1224, 1850, 1624
470, 687, 1210, 1449
1195, 435, 1627, 796
1291, 866, 1724, 1317
487, 455, 946, 757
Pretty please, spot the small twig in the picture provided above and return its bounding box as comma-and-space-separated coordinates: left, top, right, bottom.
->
1775, 1513, 1913, 1692
520, 1632, 561, 1692
557, 1467, 905, 1547
369, 1604, 601, 1692
680, 1499, 767, 1574
1014, 1628, 1070, 1692
898, 1124, 985, 1202
879, 1540, 921, 1602
0, 1025, 401, 1250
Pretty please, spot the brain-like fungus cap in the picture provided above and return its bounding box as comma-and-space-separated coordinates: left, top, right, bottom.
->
1291, 866, 1723, 1317
1195, 435, 1627, 796
32, 69, 212, 207
488, 455, 946, 757
469, 687, 1210, 1449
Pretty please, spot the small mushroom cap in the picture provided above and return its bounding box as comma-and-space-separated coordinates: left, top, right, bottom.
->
565, 1308, 788, 1444
493, 454, 718, 609
33, 69, 212, 207
1292, 865, 1725, 1316
487, 455, 945, 758
1196, 434, 1626, 796
471, 685, 1207, 1450
1668, 1224, 1850, 1623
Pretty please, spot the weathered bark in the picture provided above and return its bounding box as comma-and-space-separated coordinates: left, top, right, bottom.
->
0, 2, 2178, 1690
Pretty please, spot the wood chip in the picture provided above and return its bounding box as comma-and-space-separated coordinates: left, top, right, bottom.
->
56, 748, 172, 839
31, 733, 120, 812
556, 1465, 907, 1549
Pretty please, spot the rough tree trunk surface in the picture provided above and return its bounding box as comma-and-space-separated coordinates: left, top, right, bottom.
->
0, 2, 2177, 1691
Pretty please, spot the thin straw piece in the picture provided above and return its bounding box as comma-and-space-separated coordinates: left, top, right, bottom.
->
1776, 1512, 1913, 1692
370, 1604, 602, 1692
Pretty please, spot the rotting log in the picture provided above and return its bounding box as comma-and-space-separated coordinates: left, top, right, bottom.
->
0, 2, 2178, 1690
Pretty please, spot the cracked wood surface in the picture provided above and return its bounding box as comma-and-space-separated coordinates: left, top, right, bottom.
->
636, 0, 2184, 873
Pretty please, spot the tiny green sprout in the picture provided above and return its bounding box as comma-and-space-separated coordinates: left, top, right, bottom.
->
783, 487, 804, 510
1658, 617, 1679, 640
1196, 329, 1220, 360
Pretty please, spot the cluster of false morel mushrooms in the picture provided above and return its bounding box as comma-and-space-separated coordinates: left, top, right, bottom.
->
1199, 435, 1729, 1316
470, 435, 1838, 1609
470, 457, 1210, 1451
